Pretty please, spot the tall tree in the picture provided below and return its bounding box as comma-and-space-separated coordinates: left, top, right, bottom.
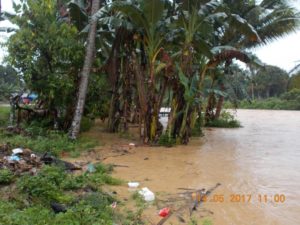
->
69, 0, 101, 139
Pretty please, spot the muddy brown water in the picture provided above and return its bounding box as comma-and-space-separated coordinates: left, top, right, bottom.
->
77, 109, 300, 225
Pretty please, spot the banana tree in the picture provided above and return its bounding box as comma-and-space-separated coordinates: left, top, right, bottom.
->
108, 0, 169, 142
166, 0, 227, 143
176, 68, 201, 143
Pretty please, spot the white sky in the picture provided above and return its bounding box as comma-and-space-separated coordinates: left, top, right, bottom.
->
1, 0, 300, 71
253, 0, 300, 72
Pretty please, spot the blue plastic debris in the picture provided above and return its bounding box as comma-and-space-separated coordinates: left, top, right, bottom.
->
9, 155, 21, 161
87, 163, 96, 173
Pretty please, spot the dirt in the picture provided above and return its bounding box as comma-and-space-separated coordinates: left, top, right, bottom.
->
64, 110, 300, 225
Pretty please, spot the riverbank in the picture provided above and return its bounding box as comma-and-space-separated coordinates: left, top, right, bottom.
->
225, 89, 300, 110
1, 109, 300, 224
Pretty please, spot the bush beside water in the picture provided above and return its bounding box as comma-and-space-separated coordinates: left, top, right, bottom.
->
205, 111, 241, 128
226, 89, 300, 110
0, 164, 125, 225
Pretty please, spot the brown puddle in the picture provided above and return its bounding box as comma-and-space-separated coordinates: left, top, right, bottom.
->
70, 109, 300, 225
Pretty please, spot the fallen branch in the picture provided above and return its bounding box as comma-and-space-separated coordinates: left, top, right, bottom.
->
156, 183, 221, 225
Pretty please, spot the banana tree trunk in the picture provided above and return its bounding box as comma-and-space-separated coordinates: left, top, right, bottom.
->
215, 96, 224, 119
132, 51, 148, 141
69, 0, 100, 139
178, 102, 190, 144
215, 83, 225, 119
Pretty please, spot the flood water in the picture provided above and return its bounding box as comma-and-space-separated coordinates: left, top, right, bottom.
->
84, 109, 300, 224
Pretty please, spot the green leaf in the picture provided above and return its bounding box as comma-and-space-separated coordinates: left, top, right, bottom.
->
229, 14, 261, 42
140, 0, 164, 26
67, 2, 88, 31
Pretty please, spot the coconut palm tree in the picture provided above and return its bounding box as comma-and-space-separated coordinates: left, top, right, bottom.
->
69, 0, 101, 139
204, 0, 300, 122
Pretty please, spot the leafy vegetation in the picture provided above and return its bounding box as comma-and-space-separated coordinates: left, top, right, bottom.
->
230, 89, 300, 110
0, 163, 127, 225
0, 129, 98, 157
1, 0, 298, 143
0, 169, 14, 185
0, 65, 22, 101
0, 106, 10, 127
205, 111, 241, 128
288, 73, 300, 90
1, 0, 300, 224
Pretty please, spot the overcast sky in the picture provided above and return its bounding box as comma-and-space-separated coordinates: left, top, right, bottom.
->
1, 0, 300, 72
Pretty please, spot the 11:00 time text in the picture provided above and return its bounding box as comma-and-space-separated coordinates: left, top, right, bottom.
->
201, 194, 286, 203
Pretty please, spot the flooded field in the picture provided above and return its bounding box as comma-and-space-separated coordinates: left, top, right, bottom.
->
79, 109, 300, 225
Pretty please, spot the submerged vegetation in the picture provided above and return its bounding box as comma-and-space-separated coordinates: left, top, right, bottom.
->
1, 0, 299, 144
0, 0, 300, 224
205, 110, 241, 128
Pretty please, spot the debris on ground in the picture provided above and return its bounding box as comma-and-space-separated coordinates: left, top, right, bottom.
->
111, 201, 117, 209
159, 207, 170, 218
139, 187, 155, 201
50, 202, 67, 214
128, 182, 140, 188
156, 183, 221, 225
87, 163, 96, 173
129, 143, 136, 148
0, 145, 81, 176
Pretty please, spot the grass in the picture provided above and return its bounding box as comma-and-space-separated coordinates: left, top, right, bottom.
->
0, 107, 147, 224
0, 163, 126, 225
0, 106, 99, 157
0, 130, 99, 157
0, 106, 10, 127
0, 169, 14, 185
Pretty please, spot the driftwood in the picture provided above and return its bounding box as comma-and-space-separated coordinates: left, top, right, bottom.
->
189, 183, 221, 215
156, 183, 221, 225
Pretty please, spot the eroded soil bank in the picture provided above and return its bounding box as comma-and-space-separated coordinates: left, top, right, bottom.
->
67, 109, 300, 225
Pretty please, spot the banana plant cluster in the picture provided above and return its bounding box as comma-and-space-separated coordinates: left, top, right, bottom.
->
4, 0, 300, 144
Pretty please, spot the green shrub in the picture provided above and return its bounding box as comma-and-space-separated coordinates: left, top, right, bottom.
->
158, 133, 176, 147
16, 163, 120, 204
80, 117, 94, 132
0, 106, 10, 127
206, 111, 241, 128
0, 169, 14, 185
0, 197, 115, 225
192, 117, 204, 137
17, 166, 65, 204
235, 90, 300, 110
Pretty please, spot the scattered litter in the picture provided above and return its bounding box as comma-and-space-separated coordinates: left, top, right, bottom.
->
9, 155, 21, 161
87, 163, 96, 173
139, 187, 155, 201
50, 202, 67, 214
159, 207, 170, 217
1, 148, 81, 175
129, 143, 135, 147
128, 182, 140, 188
12, 148, 23, 155
111, 201, 117, 209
